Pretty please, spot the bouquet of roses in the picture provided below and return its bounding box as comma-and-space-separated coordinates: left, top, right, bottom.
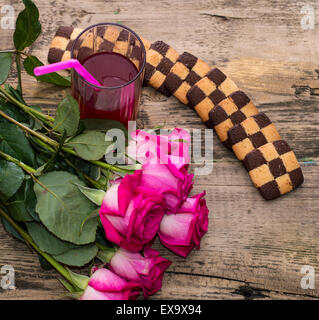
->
0, 0, 209, 300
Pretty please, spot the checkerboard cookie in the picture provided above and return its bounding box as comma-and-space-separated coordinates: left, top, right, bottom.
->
48, 26, 83, 63
208, 91, 259, 148
48, 25, 151, 70
163, 52, 211, 104
243, 140, 304, 200
187, 67, 240, 123
47, 27, 305, 200
144, 41, 180, 96
228, 113, 281, 160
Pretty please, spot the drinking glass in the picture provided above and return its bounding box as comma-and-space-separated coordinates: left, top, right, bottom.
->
71, 23, 146, 126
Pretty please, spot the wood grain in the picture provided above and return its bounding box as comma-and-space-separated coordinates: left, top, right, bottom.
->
1, 0, 319, 300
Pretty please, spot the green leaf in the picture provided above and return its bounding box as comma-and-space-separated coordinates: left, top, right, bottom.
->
53, 244, 98, 267
0, 100, 28, 124
0, 122, 36, 166
34, 171, 98, 245
13, 0, 41, 51
4, 83, 25, 104
72, 158, 101, 180
0, 216, 25, 242
23, 178, 39, 221
74, 183, 105, 206
0, 52, 13, 84
0, 160, 24, 198
27, 221, 98, 267
53, 95, 80, 136
96, 226, 113, 248
23, 56, 71, 87
26, 222, 77, 255
6, 179, 35, 222
39, 130, 67, 174
66, 130, 112, 161
25, 105, 44, 131
80, 208, 100, 232
81, 118, 127, 135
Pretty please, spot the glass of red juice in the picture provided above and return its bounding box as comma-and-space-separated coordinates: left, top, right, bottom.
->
70, 23, 146, 126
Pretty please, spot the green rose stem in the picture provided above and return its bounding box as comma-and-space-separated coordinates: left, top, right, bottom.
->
0, 86, 54, 126
0, 206, 77, 290
15, 53, 23, 95
64, 158, 104, 189
0, 151, 107, 288
29, 136, 104, 189
0, 150, 36, 175
0, 109, 133, 174
0, 148, 103, 193
0, 151, 56, 196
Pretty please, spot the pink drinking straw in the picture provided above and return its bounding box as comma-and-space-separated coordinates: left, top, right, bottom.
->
33, 59, 102, 87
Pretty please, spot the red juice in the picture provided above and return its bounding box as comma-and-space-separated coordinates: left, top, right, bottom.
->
71, 52, 139, 124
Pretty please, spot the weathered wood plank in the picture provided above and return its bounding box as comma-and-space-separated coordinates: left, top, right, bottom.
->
153, 273, 318, 300
153, 163, 319, 298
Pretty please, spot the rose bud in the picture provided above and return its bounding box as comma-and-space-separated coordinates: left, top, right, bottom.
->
108, 247, 172, 298
158, 192, 209, 258
100, 170, 165, 252
81, 268, 141, 300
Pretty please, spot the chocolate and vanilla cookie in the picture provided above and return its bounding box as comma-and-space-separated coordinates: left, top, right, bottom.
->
208, 91, 259, 148
186, 67, 239, 123
93, 26, 147, 70
243, 140, 304, 200
163, 52, 211, 104
48, 26, 83, 63
228, 113, 281, 160
144, 41, 180, 96
48, 25, 151, 67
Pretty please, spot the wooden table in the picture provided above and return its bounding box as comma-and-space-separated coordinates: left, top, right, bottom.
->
0, 0, 318, 300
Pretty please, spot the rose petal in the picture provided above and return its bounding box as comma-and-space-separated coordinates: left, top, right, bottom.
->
88, 268, 130, 292
159, 213, 197, 245
81, 286, 128, 300
100, 184, 120, 215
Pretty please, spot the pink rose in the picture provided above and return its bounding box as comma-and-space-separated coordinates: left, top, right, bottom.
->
139, 162, 193, 212
99, 170, 165, 252
109, 247, 172, 298
128, 129, 193, 212
158, 192, 209, 258
81, 268, 141, 300
128, 128, 191, 169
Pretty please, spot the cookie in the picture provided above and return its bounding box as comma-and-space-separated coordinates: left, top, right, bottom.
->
243, 140, 304, 200
48, 25, 150, 70
186, 67, 239, 123
48, 26, 83, 63
145, 41, 180, 96
228, 112, 281, 160
164, 52, 211, 104
208, 91, 259, 148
